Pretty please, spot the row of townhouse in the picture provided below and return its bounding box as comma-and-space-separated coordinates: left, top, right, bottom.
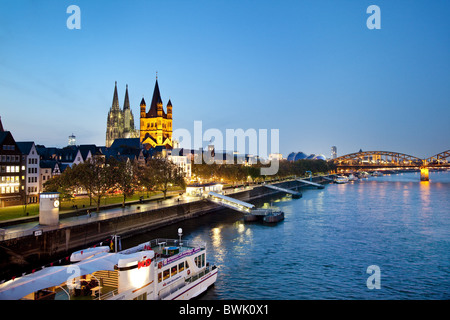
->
0, 117, 103, 207
1, 116, 193, 208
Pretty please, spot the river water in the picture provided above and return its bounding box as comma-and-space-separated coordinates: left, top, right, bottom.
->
123, 171, 450, 300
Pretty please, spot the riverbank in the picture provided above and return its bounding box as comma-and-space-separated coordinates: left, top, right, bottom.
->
0, 176, 333, 282
0, 190, 181, 228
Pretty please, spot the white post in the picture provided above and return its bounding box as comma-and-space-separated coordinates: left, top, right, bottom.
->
178, 228, 183, 248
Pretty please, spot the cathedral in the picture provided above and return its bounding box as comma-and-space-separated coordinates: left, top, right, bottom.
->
105, 82, 139, 147
105, 78, 173, 149
139, 78, 173, 149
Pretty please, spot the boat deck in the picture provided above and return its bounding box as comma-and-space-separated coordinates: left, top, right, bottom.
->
129, 238, 206, 260
29, 239, 207, 300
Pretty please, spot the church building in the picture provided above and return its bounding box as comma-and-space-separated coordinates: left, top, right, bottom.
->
105, 82, 139, 147
140, 78, 173, 149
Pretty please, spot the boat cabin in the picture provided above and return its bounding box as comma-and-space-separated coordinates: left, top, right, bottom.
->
0, 238, 215, 301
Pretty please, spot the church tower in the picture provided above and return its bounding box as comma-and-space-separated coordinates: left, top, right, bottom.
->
105, 81, 123, 148
105, 81, 138, 147
122, 84, 138, 139
140, 77, 173, 149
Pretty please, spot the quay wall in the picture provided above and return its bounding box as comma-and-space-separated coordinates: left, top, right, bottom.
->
0, 177, 329, 279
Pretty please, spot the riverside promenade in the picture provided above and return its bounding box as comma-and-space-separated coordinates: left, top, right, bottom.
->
0, 190, 188, 241
0, 177, 332, 281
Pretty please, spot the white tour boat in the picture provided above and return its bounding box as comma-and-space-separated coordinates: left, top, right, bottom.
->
0, 229, 218, 300
359, 171, 370, 178
335, 176, 349, 184
348, 174, 358, 181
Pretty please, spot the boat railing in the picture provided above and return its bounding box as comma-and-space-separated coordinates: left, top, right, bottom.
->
159, 278, 185, 299
185, 265, 215, 284
94, 288, 119, 300
149, 238, 206, 251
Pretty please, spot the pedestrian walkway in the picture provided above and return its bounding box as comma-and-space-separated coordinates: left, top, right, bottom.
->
0, 191, 195, 241
0, 176, 331, 241
0, 186, 257, 241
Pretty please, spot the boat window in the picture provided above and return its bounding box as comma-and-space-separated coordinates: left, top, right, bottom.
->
171, 265, 177, 276
194, 254, 205, 268
163, 269, 170, 280
133, 293, 147, 300
158, 272, 162, 283
178, 262, 185, 272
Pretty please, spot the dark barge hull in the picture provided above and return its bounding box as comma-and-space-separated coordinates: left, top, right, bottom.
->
263, 212, 284, 223
243, 211, 284, 223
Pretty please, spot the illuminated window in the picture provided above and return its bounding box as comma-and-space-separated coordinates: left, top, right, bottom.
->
171, 266, 177, 277
163, 269, 170, 280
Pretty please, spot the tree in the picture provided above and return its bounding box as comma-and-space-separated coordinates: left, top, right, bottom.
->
109, 157, 137, 207
138, 162, 159, 197
147, 157, 186, 199
43, 167, 75, 202
72, 156, 115, 212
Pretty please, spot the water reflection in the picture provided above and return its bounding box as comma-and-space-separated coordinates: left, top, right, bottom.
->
419, 181, 431, 213
123, 172, 450, 299
209, 227, 226, 266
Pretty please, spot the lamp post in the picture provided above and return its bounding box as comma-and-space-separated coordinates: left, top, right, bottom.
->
178, 228, 183, 248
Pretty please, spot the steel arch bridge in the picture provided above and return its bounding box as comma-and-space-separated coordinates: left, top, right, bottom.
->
425, 150, 450, 165
332, 150, 450, 170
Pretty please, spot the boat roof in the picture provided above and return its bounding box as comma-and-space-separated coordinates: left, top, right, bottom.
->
0, 252, 120, 300
0, 239, 204, 300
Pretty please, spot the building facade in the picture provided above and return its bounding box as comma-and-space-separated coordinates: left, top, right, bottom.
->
168, 154, 192, 181
140, 78, 173, 149
105, 82, 139, 147
39, 160, 62, 194
331, 146, 337, 159
17, 142, 40, 204
0, 118, 26, 207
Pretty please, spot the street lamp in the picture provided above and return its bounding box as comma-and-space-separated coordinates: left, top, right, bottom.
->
178, 227, 183, 248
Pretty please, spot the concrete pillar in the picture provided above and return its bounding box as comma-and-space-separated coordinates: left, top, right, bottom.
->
39, 192, 60, 226
420, 167, 429, 181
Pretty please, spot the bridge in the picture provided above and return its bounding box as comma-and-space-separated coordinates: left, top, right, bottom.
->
332, 150, 449, 181
205, 191, 254, 213
295, 179, 325, 189
205, 192, 284, 222
264, 184, 302, 198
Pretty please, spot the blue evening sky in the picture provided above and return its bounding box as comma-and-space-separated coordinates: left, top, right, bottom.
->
0, 0, 449, 159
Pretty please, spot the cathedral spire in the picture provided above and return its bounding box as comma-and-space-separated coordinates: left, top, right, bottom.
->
112, 81, 120, 110
148, 78, 163, 117
0, 116, 4, 132
123, 84, 130, 110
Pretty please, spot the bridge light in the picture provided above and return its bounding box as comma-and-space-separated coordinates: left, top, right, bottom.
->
420, 167, 429, 181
